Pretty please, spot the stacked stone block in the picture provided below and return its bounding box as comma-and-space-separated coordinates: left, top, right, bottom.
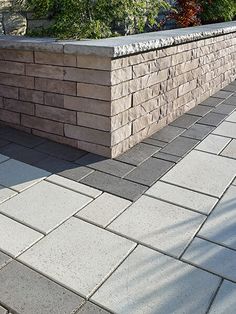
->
0, 30, 235, 157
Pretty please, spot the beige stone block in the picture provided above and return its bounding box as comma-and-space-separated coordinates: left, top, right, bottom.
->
111, 124, 131, 146
77, 140, 111, 158
33, 130, 78, 148
64, 68, 110, 85
172, 51, 192, 66
44, 92, 64, 108
178, 79, 197, 97
77, 55, 111, 70
0, 49, 33, 63
0, 73, 34, 89
111, 82, 129, 100
111, 67, 132, 85
35, 52, 76, 67
19, 88, 44, 104
133, 59, 160, 78
111, 110, 130, 131
36, 104, 76, 124
0, 108, 20, 124
111, 95, 132, 116
132, 108, 161, 134
175, 59, 199, 76
64, 95, 111, 116
65, 124, 110, 146
77, 112, 110, 131
0, 84, 18, 99
26, 64, 64, 80
22, 115, 64, 135
77, 83, 110, 101
133, 84, 161, 106
35, 78, 76, 96
4, 98, 34, 115
0, 60, 25, 75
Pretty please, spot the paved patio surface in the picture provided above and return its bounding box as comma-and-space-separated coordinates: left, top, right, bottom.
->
0, 81, 236, 313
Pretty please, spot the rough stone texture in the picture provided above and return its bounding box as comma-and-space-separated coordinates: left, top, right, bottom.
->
0, 23, 235, 157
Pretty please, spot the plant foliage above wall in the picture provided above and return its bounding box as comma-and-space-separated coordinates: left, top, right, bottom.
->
17, 0, 171, 39
200, 0, 236, 23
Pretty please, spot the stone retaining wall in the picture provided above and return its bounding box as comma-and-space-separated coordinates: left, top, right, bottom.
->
0, 22, 236, 157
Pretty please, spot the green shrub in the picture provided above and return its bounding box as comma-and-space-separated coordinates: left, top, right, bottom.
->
200, 0, 236, 23
17, 0, 170, 39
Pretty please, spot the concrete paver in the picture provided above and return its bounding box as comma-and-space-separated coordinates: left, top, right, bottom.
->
195, 134, 231, 154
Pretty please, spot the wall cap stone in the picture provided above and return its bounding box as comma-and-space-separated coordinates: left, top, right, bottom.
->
0, 21, 236, 57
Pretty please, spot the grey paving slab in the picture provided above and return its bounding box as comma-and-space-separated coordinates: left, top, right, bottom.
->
0, 306, 7, 314
115, 143, 160, 166
0, 181, 92, 234
170, 114, 200, 129
0, 143, 48, 165
92, 245, 220, 314
35, 140, 87, 161
195, 134, 231, 154
153, 152, 181, 163
46, 174, 102, 198
76, 153, 135, 178
213, 121, 236, 139
198, 186, 236, 250
212, 103, 236, 115
0, 139, 9, 148
201, 97, 223, 107
142, 138, 167, 147
81, 172, 147, 201
187, 105, 212, 117
220, 140, 236, 159
109, 195, 205, 257
0, 213, 43, 257
0, 159, 50, 192
125, 157, 174, 186
146, 181, 218, 215
0, 251, 11, 269
19, 218, 135, 297
208, 280, 236, 314
150, 125, 184, 143
77, 302, 111, 314
0, 185, 17, 204
0, 261, 84, 314
198, 113, 226, 127
0, 154, 9, 164
0, 128, 46, 148
222, 83, 236, 92
181, 124, 215, 140
162, 150, 236, 197
223, 96, 236, 106
213, 90, 233, 99
226, 111, 236, 123
76, 192, 131, 227
182, 237, 236, 281
159, 136, 199, 157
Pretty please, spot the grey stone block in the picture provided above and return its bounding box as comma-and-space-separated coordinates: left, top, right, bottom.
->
151, 125, 184, 143
198, 113, 226, 127
221, 140, 236, 159
183, 237, 236, 281
226, 111, 236, 123
153, 152, 181, 163
0, 138, 9, 148
213, 121, 236, 139
92, 245, 220, 313
160, 136, 199, 157
0, 261, 84, 314
223, 96, 236, 106
142, 138, 167, 148
77, 302, 111, 313
195, 134, 231, 155
81, 171, 147, 201
212, 104, 236, 115
182, 124, 214, 140
201, 97, 223, 107
0, 250, 11, 269
0, 306, 7, 314
213, 90, 233, 99
187, 105, 212, 117
125, 157, 174, 186
170, 114, 200, 129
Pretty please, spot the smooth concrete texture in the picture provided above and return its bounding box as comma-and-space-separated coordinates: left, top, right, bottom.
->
0, 261, 84, 314
199, 186, 236, 250
183, 237, 236, 281
162, 150, 236, 197
92, 245, 220, 314
0, 306, 7, 314
209, 280, 236, 314
0, 181, 92, 234
19, 218, 136, 297
46, 174, 102, 198
0, 251, 11, 269
0, 185, 17, 204
0, 159, 50, 192
221, 139, 236, 159
226, 111, 236, 122
77, 192, 131, 227
109, 195, 205, 257
77, 302, 111, 313
0, 213, 43, 257
146, 181, 218, 215
0, 154, 9, 163
195, 134, 231, 155
213, 121, 236, 139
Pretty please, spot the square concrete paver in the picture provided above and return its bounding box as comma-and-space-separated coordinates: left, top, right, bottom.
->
198, 113, 226, 127
0, 159, 50, 192
221, 140, 236, 159
77, 302, 111, 314
181, 124, 214, 140
226, 111, 236, 123
0, 306, 7, 314
151, 125, 184, 142
199, 186, 236, 250
0, 251, 11, 269
47, 174, 102, 198
19, 218, 135, 297
162, 150, 236, 197
182, 237, 236, 281
195, 134, 231, 154
213, 104, 236, 115
0, 154, 9, 164
160, 136, 199, 157
0, 181, 92, 234
170, 114, 200, 129
187, 105, 212, 117
109, 195, 205, 257
213, 121, 236, 139
209, 280, 236, 314
76, 192, 131, 227
92, 245, 220, 314
0, 185, 17, 204
0, 261, 84, 314
0, 214, 43, 257
146, 181, 218, 215
201, 97, 223, 107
